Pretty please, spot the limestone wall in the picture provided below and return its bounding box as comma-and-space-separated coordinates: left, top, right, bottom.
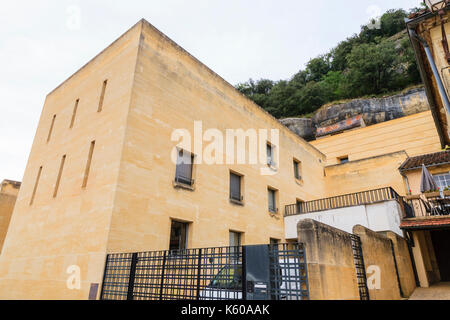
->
379, 231, 417, 297
297, 219, 360, 300
353, 225, 401, 300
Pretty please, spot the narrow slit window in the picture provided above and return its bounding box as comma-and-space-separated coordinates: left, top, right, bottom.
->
98, 80, 108, 112
53, 155, 66, 198
70, 99, 79, 128
30, 166, 43, 205
82, 141, 96, 188
47, 115, 56, 142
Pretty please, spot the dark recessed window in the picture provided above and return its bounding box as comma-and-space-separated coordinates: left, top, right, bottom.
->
338, 156, 349, 164
268, 188, 277, 213
293, 159, 302, 180
175, 150, 194, 186
230, 172, 243, 202
296, 199, 304, 214
169, 220, 188, 253
267, 143, 274, 166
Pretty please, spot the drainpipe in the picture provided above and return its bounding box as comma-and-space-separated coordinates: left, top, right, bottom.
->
409, 29, 450, 116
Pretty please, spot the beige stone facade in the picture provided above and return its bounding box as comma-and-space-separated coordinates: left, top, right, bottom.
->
0, 20, 329, 299
0, 180, 20, 254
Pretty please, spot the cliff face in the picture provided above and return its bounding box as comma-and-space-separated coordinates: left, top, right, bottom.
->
280, 87, 429, 141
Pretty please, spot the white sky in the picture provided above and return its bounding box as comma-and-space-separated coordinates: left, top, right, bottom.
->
0, 0, 422, 182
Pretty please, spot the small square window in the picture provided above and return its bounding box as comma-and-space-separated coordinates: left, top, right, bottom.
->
338, 156, 349, 164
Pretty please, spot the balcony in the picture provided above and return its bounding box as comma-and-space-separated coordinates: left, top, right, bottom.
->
285, 187, 401, 217
284, 187, 405, 239
403, 193, 450, 218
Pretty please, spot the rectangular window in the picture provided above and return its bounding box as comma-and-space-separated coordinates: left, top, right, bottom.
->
338, 156, 349, 164
98, 80, 108, 112
47, 114, 56, 142
169, 220, 188, 253
30, 166, 43, 205
175, 149, 194, 186
270, 238, 280, 246
230, 172, 242, 202
82, 141, 95, 188
296, 199, 304, 214
53, 155, 66, 198
229, 231, 242, 247
267, 143, 273, 166
293, 159, 302, 180
70, 99, 79, 128
268, 188, 277, 213
434, 173, 450, 190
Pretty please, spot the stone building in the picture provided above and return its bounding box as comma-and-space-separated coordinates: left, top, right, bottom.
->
0, 9, 448, 299
0, 180, 20, 253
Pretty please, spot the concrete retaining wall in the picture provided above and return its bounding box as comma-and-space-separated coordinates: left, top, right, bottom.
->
297, 219, 360, 300
353, 225, 401, 300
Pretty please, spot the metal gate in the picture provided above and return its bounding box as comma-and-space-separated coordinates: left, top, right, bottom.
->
350, 235, 370, 300
100, 243, 309, 300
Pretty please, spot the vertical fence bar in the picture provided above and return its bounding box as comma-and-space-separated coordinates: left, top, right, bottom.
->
242, 245, 247, 300
127, 253, 138, 300
196, 248, 202, 300
159, 251, 167, 300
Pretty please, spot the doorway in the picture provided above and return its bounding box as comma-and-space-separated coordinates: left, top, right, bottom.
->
431, 229, 450, 281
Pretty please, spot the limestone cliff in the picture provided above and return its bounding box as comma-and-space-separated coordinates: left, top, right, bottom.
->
280, 87, 429, 141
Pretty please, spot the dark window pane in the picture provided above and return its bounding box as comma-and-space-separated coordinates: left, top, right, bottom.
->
175, 150, 193, 185
169, 221, 188, 252
230, 173, 241, 201
268, 189, 276, 212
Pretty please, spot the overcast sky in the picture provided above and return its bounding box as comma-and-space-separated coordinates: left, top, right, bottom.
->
0, 0, 422, 182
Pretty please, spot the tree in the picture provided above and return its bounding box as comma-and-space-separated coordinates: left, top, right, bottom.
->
346, 39, 398, 96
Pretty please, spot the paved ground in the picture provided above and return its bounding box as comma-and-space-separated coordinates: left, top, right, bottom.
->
409, 282, 450, 300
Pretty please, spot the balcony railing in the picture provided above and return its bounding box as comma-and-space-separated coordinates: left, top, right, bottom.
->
403, 195, 450, 218
285, 187, 401, 217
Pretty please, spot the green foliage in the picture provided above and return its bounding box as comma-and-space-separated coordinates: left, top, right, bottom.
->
236, 8, 423, 118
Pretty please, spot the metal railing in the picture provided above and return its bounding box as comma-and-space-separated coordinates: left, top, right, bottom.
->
100, 243, 309, 301
285, 187, 401, 217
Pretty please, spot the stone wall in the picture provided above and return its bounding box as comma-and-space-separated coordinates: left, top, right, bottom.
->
379, 231, 417, 297
297, 219, 360, 300
353, 225, 402, 300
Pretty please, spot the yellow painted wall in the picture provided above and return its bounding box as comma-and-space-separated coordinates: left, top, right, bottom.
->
324, 151, 409, 196
311, 111, 442, 166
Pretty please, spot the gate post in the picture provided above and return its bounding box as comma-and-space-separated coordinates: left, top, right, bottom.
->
127, 253, 138, 300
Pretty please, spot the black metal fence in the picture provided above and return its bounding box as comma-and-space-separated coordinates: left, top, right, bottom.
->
100, 243, 309, 301
350, 235, 370, 300
285, 187, 401, 217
